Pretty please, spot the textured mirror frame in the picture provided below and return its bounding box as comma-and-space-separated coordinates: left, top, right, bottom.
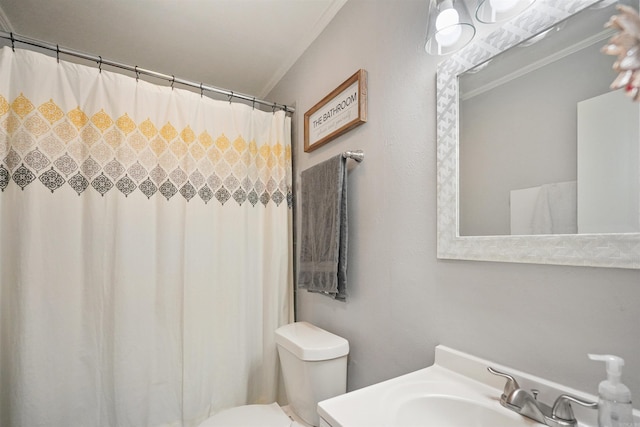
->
436, 0, 640, 269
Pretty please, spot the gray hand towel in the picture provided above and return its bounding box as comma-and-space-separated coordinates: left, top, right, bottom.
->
298, 155, 348, 300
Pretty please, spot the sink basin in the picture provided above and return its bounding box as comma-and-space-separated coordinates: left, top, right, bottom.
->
317, 354, 545, 427
382, 380, 538, 427
318, 370, 539, 427
394, 395, 528, 427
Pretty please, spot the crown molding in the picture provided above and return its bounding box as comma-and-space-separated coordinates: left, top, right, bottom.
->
259, 0, 348, 98
460, 28, 613, 101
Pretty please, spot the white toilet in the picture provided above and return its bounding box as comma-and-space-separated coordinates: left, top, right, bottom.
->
198, 321, 349, 427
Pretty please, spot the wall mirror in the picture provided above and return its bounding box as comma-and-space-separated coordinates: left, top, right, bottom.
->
436, 0, 640, 268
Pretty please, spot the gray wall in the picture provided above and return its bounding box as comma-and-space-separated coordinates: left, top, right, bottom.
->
268, 0, 640, 405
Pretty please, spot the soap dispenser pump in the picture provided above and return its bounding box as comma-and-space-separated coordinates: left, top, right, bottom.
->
588, 354, 634, 427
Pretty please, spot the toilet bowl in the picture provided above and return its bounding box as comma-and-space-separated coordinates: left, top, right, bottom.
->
197, 322, 349, 427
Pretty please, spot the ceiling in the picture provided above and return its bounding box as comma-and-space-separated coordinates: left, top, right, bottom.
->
0, 0, 348, 100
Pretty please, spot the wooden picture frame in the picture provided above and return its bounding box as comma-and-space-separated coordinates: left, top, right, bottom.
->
304, 69, 367, 153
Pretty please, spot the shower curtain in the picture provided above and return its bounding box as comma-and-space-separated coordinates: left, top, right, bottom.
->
0, 46, 293, 427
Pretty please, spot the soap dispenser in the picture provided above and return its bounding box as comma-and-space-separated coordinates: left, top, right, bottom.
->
588, 354, 634, 427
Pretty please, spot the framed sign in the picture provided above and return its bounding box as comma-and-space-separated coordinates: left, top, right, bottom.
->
304, 69, 367, 152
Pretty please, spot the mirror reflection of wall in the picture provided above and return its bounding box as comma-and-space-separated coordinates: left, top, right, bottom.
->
577, 90, 640, 233
458, 1, 640, 237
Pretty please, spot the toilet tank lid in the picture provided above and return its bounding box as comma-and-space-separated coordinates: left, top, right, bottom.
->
275, 322, 349, 361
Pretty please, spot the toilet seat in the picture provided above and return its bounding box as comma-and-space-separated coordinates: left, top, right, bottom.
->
198, 403, 302, 427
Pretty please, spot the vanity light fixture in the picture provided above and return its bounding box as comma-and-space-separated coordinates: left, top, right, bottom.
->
425, 0, 476, 55
475, 0, 536, 24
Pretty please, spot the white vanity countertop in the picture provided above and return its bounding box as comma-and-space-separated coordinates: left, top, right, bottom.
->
317, 346, 626, 427
318, 364, 534, 427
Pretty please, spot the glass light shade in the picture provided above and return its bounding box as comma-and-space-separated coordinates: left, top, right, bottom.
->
425, 0, 476, 55
475, 0, 536, 24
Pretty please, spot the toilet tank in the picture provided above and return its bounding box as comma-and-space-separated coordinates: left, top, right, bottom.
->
275, 322, 349, 427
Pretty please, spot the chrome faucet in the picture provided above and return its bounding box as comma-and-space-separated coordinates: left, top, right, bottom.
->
488, 367, 597, 427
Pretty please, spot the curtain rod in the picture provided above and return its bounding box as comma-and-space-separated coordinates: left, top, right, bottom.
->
0, 30, 295, 114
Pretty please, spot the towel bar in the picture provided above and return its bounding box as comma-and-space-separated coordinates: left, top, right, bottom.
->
342, 150, 364, 162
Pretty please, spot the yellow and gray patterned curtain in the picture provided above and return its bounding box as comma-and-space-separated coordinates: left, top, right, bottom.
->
0, 46, 293, 427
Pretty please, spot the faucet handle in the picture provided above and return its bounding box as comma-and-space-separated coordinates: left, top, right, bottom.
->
551, 394, 598, 422
487, 367, 520, 404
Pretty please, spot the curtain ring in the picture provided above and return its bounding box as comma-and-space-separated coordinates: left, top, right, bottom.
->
200, 83, 204, 98
98, 56, 102, 73
272, 102, 277, 114
228, 92, 233, 104
10, 32, 15, 52
171, 75, 175, 90
134, 66, 139, 82
56, 44, 60, 63
252, 97, 256, 110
